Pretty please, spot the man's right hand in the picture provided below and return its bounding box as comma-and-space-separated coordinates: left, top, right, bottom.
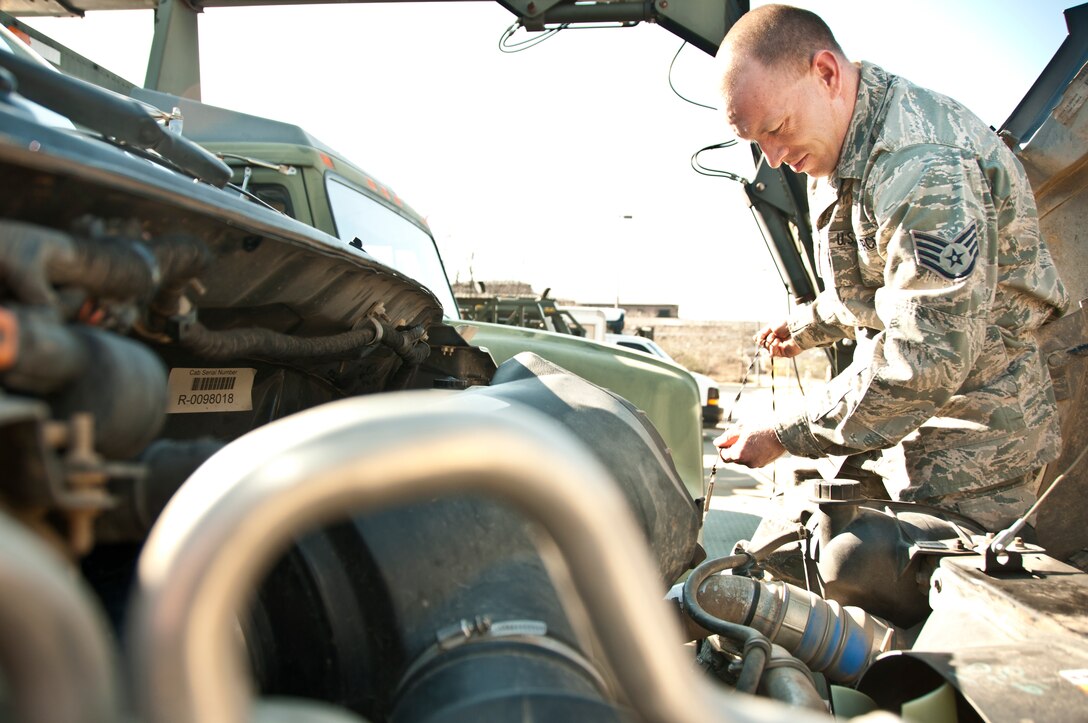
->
714, 426, 786, 468
756, 321, 802, 358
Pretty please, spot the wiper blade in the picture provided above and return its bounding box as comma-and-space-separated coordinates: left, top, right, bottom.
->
0, 50, 231, 187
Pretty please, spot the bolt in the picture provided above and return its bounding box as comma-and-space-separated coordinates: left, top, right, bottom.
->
527, 2, 536, 13
755, 182, 766, 192
659, 0, 669, 8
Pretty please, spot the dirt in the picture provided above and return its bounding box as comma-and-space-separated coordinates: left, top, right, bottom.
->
626, 317, 830, 384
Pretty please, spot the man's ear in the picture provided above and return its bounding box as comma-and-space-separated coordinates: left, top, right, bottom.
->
811, 49, 842, 96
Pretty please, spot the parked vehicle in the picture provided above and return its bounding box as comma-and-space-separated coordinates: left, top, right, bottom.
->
456, 293, 587, 337
558, 306, 609, 341
607, 333, 723, 426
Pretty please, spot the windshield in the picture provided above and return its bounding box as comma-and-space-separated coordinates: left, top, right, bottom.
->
326, 176, 459, 318
617, 338, 672, 362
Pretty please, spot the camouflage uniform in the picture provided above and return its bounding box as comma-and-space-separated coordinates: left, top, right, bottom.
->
773, 62, 1068, 530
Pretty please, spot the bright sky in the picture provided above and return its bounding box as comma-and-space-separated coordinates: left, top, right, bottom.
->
24, 1, 1075, 321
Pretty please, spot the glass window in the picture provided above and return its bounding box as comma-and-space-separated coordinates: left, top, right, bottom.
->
326, 176, 459, 318
250, 183, 294, 217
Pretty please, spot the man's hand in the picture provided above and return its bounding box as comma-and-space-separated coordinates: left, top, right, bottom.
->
714, 426, 786, 468
756, 321, 802, 358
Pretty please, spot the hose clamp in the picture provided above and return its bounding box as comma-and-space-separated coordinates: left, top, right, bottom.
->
395, 616, 611, 700
369, 316, 384, 346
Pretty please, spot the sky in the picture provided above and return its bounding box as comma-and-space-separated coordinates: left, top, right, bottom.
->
22, 1, 1077, 321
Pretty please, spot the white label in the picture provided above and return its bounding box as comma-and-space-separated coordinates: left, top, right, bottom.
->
1053, 70, 1088, 127
166, 368, 256, 414
29, 39, 62, 66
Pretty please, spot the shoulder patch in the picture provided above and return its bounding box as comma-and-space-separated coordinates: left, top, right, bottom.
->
910, 223, 978, 280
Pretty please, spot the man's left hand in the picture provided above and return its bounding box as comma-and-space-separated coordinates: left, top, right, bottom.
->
714, 426, 786, 468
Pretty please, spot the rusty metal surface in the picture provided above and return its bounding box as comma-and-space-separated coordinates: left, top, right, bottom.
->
861, 645, 1088, 723
1035, 306, 1088, 559
1020, 49, 1088, 562
864, 552, 1088, 721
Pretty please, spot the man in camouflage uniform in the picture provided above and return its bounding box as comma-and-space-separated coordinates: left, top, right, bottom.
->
713, 4, 1068, 530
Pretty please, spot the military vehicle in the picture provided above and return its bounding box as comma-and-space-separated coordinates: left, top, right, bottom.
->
0, 2, 1086, 723
455, 292, 588, 337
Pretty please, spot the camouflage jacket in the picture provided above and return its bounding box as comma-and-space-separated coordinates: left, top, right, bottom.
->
774, 62, 1068, 502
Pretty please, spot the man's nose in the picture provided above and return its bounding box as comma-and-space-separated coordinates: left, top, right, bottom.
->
760, 141, 788, 168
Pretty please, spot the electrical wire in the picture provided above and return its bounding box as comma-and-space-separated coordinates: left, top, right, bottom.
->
499, 20, 566, 52
690, 140, 746, 181
791, 356, 806, 395
224, 183, 288, 215
668, 41, 718, 111
769, 352, 778, 491
499, 19, 638, 53
668, 41, 748, 182
769, 348, 777, 418
724, 355, 758, 426
783, 291, 807, 398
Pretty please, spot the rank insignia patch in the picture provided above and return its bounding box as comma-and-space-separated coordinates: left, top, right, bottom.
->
910, 223, 978, 280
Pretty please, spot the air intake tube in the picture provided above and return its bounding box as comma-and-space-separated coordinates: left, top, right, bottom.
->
240, 353, 702, 722
683, 557, 897, 685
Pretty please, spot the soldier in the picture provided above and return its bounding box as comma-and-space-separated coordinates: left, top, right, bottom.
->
713, 4, 1068, 530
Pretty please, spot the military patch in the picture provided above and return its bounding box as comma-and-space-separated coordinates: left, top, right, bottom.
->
910, 223, 978, 280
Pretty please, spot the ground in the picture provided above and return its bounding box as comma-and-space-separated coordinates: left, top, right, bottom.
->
696, 381, 812, 558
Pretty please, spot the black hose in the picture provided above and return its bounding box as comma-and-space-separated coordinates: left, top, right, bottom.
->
744, 529, 807, 563
0, 221, 82, 307
0, 49, 231, 186
66, 235, 161, 301
0, 306, 88, 393
682, 554, 772, 694
148, 233, 214, 315
178, 319, 430, 365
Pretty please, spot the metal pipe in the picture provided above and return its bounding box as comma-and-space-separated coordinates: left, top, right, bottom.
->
695, 574, 895, 685
759, 645, 826, 712
128, 391, 825, 723
0, 510, 119, 723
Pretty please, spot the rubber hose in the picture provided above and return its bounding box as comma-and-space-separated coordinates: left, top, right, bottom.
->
682, 554, 771, 694
178, 319, 428, 364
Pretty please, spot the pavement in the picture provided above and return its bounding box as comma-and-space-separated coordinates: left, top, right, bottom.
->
697, 381, 811, 559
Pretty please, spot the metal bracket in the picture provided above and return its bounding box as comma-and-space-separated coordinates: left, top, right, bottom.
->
981, 545, 1025, 574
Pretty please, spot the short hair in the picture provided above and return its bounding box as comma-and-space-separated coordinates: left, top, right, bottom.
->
720, 4, 845, 76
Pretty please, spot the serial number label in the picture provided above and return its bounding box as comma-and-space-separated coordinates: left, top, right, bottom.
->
166, 368, 256, 414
